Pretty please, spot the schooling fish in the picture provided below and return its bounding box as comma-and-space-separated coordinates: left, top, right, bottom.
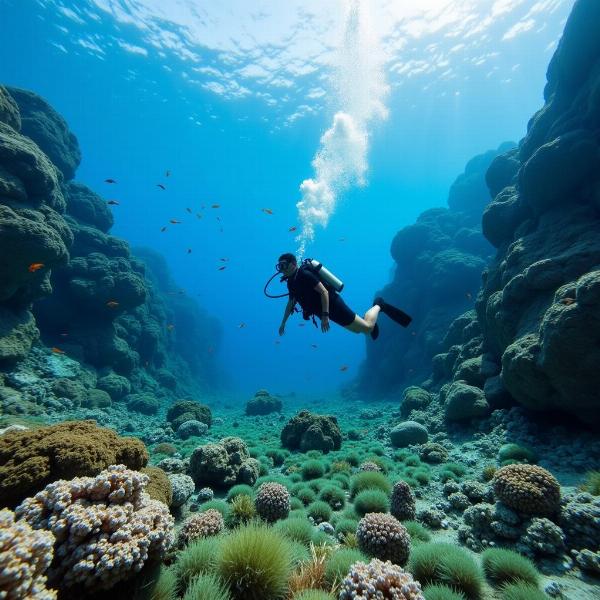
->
104, 178, 117, 184
107, 200, 120, 205
186, 207, 192, 214
218, 266, 227, 271
238, 323, 246, 329
288, 226, 297, 232
465, 292, 473, 300
106, 300, 119, 308
311, 344, 318, 348
211, 204, 220, 209
261, 208, 273, 215
161, 226, 167, 232
339, 365, 349, 372
166, 170, 171, 177
51, 347, 65, 354
187, 249, 192, 254
157, 184, 166, 190
219, 258, 228, 262
28, 263, 45, 272
167, 324, 175, 331
170, 219, 182, 224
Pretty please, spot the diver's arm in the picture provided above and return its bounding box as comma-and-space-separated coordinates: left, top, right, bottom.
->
279, 297, 295, 335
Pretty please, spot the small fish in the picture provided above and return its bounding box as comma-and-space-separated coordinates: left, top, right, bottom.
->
261, 208, 273, 215
288, 226, 297, 232
106, 199, 120, 205
311, 344, 318, 348
157, 184, 166, 190
218, 266, 227, 271
104, 178, 117, 184
59, 332, 69, 337
211, 204, 220, 209
187, 249, 192, 254
339, 237, 346, 242
298, 323, 305, 327
51, 347, 65, 354
167, 324, 175, 331
560, 297, 575, 305
160, 226, 167, 232
166, 170, 171, 177
106, 300, 119, 308
411, 331, 417, 337
186, 207, 192, 214
465, 292, 473, 300
275, 340, 280, 345
339, 365, 349, 372
196, 213, 203, 219
28, 262, 45, 272
219, 258, 228, 262
201, 204, 206, 209
238, 323, 246, 329
216, 216, 221, 222
170, 219, 182, 224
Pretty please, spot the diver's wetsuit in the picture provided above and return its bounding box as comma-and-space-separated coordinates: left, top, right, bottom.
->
287, 266, 355, 326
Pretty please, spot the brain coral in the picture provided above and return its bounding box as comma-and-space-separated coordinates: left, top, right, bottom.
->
15, 464, 174, 591
356, 513, 411, 566
493, 464, 561, 516
0, 507, 56, 599
254, 482, 290, 523
338, 558, 424, 599
0, 420, 148, 508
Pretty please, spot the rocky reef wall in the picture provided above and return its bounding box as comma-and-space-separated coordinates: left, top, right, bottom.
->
425, 0, 600, 425
0, 85, 222, 417
354, 142, 514, 397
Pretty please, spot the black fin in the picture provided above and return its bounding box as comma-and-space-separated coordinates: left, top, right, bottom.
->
370, 323, 379, 340
382, 303, 412, 328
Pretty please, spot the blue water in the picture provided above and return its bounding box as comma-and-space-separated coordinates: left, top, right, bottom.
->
0, 0, 574, 397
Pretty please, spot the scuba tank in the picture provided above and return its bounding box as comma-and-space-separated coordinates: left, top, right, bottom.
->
305, 259, 344, 293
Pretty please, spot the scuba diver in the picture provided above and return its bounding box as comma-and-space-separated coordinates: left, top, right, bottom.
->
269, 253, 412, 340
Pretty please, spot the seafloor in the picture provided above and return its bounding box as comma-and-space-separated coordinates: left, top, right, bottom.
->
1, 0, 600, 599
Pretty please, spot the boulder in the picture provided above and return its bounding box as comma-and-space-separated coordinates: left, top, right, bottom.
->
390, 421, 428, 447
445, 380, 489, 421
245, 389, 282, 415
280, 410, 342, 453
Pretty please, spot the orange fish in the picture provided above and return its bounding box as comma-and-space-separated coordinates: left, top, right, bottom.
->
157, 184, 166, 190
261, 208, 273, 215
161, 226, 167, 232
288, 226, 297, 232
339, 365, 349, 372
560, 297, 575, 305
170, 219, 181, 224
51, 347, 65, 354
211, 204, 220, 209
167, 324, 175, 331
104, 178, 117, 184
106, 199, 120, 205
28, 263, 45, 272
106, 300, 119, 309
186, 207, 192, 213
218, 266, 227, 271
238, 323, 246, 329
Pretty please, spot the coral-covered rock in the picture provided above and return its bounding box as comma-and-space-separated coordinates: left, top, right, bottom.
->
280, 409, 342, 453
178, 509, 224, 547
444, 380, 489, 421
390, 481, 416, 521
167, 399, 212, 429
254, 482, 290, 523
0, 420, 148, 508
142, 465, 173, 506
245, 389, 282, 415
493, 464, 561, 517
65, 181, 113, 233
0, 85, 21, 131
168, 473, 195, 507
189, 436, 258, 488
126, 392, 159, 415
15, 465, 174, 591
0, 507, 56, 600
400, 386, 431, 417
96, 371, 131, 400
0, 306, 39, 365
356, 513, 411, 566
338, 558, 424, 599
6, 86, 81, 180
